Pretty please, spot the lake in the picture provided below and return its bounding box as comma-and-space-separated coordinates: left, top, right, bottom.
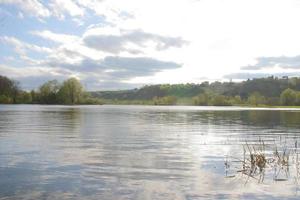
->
1, 105, 300, 199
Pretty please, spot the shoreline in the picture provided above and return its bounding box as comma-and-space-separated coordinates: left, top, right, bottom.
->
2, 103, 300, 109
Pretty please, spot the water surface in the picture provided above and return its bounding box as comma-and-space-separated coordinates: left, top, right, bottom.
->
1, 105, 300, 199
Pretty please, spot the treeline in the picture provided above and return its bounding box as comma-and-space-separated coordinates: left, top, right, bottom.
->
0, 75, 102, 105
3, 74, 300, 106
93, 84, 204, 100
0, 75, 20, 103
92, 76, 300, 106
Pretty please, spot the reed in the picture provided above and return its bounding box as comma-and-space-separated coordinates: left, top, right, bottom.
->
225, 138, 299, 184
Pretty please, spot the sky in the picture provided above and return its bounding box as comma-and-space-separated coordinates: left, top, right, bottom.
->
1, 0, 300, 91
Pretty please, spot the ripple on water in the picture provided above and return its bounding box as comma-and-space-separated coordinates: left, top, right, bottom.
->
1, 105, 300, 199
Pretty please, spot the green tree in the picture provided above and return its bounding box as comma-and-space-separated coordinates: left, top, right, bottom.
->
59, 78, 84, 104
17, 91, 32, 104
280, 88, 297, 106
296, 92, 300, 106
0, 95, 12, 104
30, 90, 39, 103
0, 76, 21, 104
153, 96, 177, 105
39, 80, 60, 104
265, 97, 280, 106
230, 95, 242, 105
193, 93, 209, 106
247, 92, 266, 106
11, 81, 20, 103
211, 95, 231, 106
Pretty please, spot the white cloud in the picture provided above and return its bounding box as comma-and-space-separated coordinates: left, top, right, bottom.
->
241, 55, 300, 70
0, 0, 135, 23
3, 0, 300, 89
75, 0, 133, 23
31, 30, 80, 44
120, 0, 300, 83
83, 28, 188, 54
49, 0, 84, 19
0, 64, 75, 89
0, 64, 64, 78
0, 36, 52, 55
0, 0, 85, 20
0, 0, 50, 18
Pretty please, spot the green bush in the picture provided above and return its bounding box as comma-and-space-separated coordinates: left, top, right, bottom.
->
280, 88, 297, 106
153, 96, 177, 105
0, 95, 12, 104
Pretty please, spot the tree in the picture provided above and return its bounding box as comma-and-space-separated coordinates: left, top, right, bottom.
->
153, 96, 177, 105
280, 88, 297, 106
17, 91, 32, 104
0, 75, 14, 97
296, 92, 300, 106
247, 92, 266, 106
59, 78, 84, 104
211, 95, 231, 106
193, 93, 209, 106
0, 95, 12, 104
39, 80, 60, 104
0, 75, 20, 103
11, 80, 20, 103
230, 95, 242, 105
30, 90, 39, 103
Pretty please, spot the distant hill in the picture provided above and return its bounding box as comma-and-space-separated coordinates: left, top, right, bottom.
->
91, 84, 204, 100
91, 76, 297, 101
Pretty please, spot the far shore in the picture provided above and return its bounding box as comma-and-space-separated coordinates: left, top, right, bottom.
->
2, 103, 300, 109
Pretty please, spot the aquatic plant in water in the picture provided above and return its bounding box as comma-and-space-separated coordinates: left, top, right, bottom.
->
225, 138, 300, 185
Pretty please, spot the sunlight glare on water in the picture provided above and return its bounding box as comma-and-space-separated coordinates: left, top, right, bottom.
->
1, 105, 300, 199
